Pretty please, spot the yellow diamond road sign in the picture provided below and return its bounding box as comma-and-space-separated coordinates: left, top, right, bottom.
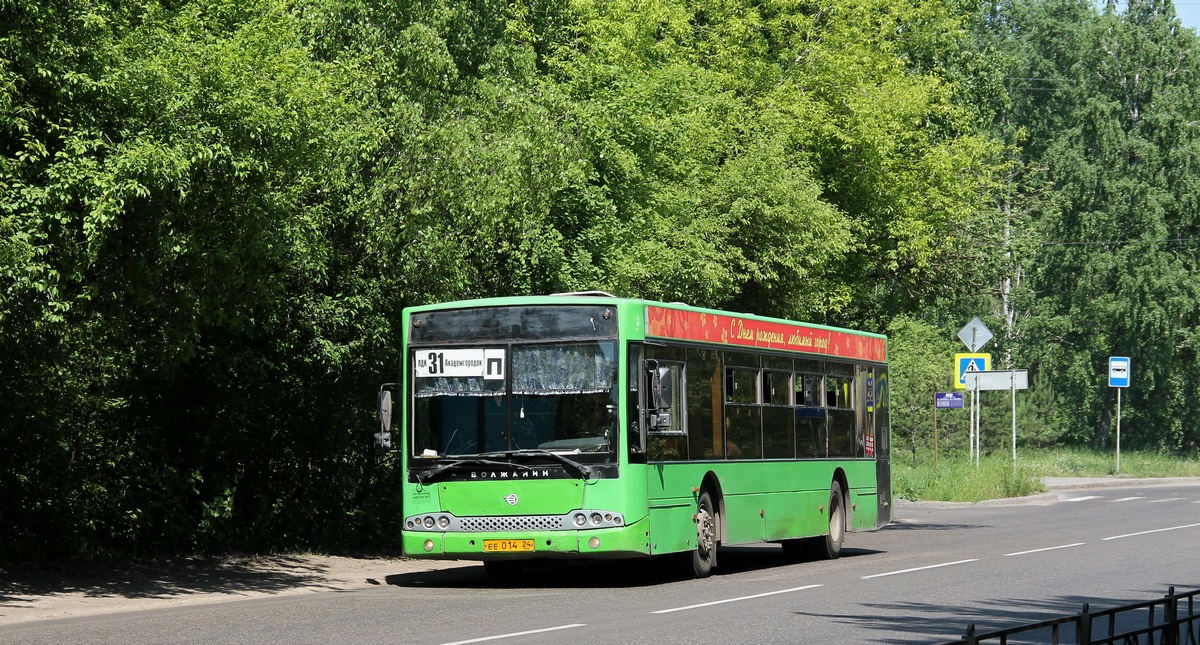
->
954, 353, 991, 389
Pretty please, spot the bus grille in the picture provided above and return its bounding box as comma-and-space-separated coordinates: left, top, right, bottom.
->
460, 516, 567, 531
404, 510, 625, 532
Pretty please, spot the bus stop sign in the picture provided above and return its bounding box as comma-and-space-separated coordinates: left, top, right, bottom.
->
1109, 356, 1131, 388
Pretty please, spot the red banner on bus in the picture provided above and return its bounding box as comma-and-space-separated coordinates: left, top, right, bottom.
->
645, 305, 886, 363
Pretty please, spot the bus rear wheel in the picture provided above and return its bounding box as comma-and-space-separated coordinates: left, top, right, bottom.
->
812, 481, 845, 560
682, 489, 718, 578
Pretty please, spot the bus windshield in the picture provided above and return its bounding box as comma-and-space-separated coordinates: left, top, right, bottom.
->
412, 340, 619, 463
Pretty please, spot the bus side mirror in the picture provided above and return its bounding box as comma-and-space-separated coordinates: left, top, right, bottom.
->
375, 387, 394, 450
645, 361, 673, 431
646, 360, 663, 409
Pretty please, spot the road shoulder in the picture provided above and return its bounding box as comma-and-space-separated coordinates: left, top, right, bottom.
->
0, 554, 473, 626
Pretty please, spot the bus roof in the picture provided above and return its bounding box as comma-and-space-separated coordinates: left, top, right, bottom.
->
403, 294, 887, 363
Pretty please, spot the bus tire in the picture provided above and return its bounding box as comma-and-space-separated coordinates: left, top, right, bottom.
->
813, 481, 845, 560
684, 489, 718, 578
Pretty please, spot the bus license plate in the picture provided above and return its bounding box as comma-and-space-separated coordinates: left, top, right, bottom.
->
483, 539, 534, 553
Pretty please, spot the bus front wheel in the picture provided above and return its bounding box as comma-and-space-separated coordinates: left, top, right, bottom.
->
684, 489, 718, 578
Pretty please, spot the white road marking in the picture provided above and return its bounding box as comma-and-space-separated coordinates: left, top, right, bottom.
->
1149, 498, 1185, 503
651, 585, 823, 614
1065, 495, 1102, 502
1103, 522, 1200, 541
1110, 496, 1146, 502
861, 559, 978, 580
441, 624, 586, 644
1005, 543, 1085, 557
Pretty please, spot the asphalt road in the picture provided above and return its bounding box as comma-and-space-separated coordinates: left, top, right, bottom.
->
3, 482, 1199, 644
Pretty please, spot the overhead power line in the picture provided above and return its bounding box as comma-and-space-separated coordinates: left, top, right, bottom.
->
1040, 237, 1200, 246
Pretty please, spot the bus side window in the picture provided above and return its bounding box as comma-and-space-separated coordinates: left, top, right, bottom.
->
685, 348, 721, 460
827, 375, 855, 457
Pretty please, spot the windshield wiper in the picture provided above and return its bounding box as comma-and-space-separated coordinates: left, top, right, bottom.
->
415, 458, 534, 485
480, 449, 593, 480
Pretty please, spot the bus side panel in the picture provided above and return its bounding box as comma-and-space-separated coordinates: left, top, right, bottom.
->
719, 462, 848, 545
647, 503, 698, 555
849, 489, 880, 531
757, 490, 827, 542
644, 462, 699, 555
645, 460, 880, 549
841, 460, 880, 531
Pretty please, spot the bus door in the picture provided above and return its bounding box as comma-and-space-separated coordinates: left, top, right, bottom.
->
855, 366, 875, 459
873, 366, 891, 526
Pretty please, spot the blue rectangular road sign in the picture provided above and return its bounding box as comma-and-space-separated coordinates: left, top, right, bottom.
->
954, 353, 991, 389
935, 392, 965, 409
1109, 356, 1131, 388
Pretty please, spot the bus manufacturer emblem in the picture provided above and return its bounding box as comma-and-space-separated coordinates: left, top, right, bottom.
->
504, 494, 519, 506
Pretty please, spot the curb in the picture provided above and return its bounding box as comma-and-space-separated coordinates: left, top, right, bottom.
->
895, 476, 1200, 509
1041, 476, 1200, 491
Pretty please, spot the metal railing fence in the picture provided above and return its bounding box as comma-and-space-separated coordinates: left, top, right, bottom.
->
939, 586, 1199, 645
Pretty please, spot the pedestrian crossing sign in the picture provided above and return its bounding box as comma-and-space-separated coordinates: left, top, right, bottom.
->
954, 353, 992, 389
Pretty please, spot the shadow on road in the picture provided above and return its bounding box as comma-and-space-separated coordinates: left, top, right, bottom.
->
883, 520, 993, 532
384, 544, 883, 590
0, 555, 341, 608
797, 583, 1200, 644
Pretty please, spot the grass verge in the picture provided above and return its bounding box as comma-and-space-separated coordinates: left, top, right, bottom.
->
892, 448, 1200, 503
892, 458, 1044, 503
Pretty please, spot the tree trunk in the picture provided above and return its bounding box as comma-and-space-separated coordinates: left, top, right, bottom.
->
1094, 387, 1114, 450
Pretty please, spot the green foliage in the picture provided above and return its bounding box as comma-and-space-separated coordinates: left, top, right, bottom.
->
887, 316, 961, 463
5, 0, 1200, 562
1000, 0, 1200, 452
0, 0, 396, 561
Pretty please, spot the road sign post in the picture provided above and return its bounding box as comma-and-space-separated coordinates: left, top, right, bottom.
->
954, 353, 990, 466
956, 318, 993, 468
933, 393, 965, 468
1109, 357, 1131, 474
963, 370, 1029, 471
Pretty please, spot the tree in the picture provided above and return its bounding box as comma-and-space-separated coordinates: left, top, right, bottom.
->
1012, 0, 1200, 452
888, 316, 963, 464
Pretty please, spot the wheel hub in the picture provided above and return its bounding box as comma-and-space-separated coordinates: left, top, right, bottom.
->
697, 506, 715, 557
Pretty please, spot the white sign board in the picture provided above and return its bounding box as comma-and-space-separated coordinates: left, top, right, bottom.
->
414, 348, 506, 379
958, 317, 994, 353
962, 369, 1029, 391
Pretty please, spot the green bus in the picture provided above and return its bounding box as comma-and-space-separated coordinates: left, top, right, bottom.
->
376, 293, 891, 579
